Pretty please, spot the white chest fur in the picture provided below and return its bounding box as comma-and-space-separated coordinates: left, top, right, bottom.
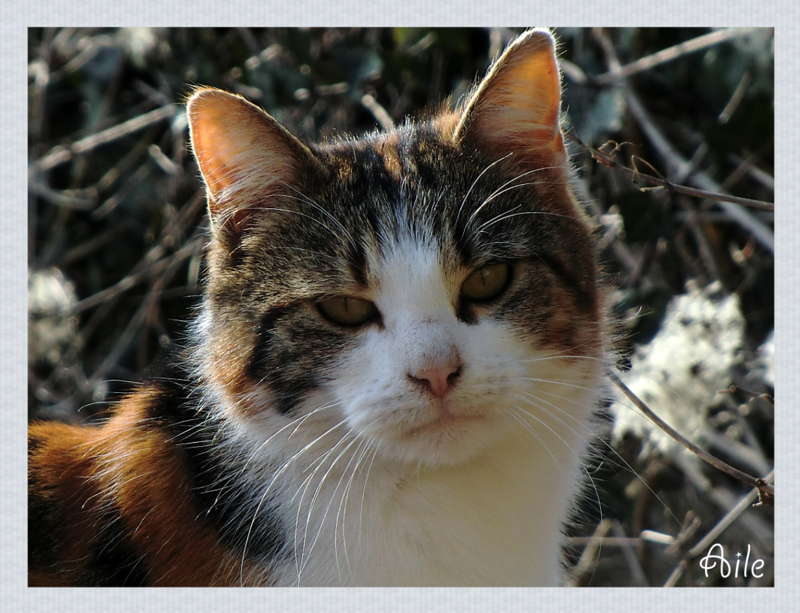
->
264, 391, 595, 587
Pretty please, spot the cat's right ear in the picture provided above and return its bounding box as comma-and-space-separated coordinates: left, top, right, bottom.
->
186, 88, 318, 241
452, 29, 567, 172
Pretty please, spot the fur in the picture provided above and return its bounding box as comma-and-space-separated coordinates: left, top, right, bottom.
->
29, 29, 607, 586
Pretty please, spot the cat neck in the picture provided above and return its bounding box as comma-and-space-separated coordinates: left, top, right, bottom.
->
211, 381, 598, 586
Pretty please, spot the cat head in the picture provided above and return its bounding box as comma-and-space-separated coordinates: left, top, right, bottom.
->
187, 29, 604, 466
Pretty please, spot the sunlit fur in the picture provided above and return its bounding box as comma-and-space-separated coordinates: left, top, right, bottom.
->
28, 29, 608, 587
199, 237, 604, 586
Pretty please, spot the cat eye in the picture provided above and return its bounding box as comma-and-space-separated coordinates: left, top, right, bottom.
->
317, 296, 378, 327
461, 262, 511, 302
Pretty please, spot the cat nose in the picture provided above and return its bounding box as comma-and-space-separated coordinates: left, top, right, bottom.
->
409, 359, 462, 398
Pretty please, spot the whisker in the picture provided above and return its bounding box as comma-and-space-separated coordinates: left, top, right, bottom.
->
463, 168, 550, 234
454, 152, 514, 227
522, 388, 682, 527
507, 407, 564, 473
240, 402, 341, 473
310, 436, 368, 581
358, 444, 380, 550
511, 402, 603, 524
238, 205, 350, 249
239, 417, 347, 585
336, 438, 372, 579
520, 350, 715, 428
297, 433, 363, 582
512, 375, 601, 396
268, 245, 343, 264
274, 193, 357, 250
292, 430, 355, 579
474, 208, 578, 236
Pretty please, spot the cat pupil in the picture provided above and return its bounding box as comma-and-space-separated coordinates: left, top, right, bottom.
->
461, 262, 510, 301
318, 296, 376, 326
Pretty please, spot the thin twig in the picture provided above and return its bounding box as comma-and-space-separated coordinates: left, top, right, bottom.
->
566, 519, 613, 586
676, 470, 774, 571
61, 239, 199, 316
361, 94, 394, 131
609, 369, 774, 500
591, 28, 774, 254
58, 188, 206, 315
568, 531, 675, 548
665, 470, 774, 586
33, 104, 177, 172
611, 520, 650, 586
570, 134, 774, 211
593, 28, 765, 86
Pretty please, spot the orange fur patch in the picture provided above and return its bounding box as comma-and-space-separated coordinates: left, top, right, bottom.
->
29, 390, 265, 586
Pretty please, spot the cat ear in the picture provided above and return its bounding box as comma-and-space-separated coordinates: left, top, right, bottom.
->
186, 88, 317, 237
453, 29, 566, 169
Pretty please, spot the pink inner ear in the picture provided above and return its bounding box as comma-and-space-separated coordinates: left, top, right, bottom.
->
189, 91, 249, 197
187, 89, 298, 211
487, 50, 561, 145
455, 30, 566, 164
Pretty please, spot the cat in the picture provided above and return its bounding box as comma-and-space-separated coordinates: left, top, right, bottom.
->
28, 28, 606, 586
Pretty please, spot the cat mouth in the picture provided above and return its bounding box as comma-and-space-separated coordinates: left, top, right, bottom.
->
404, 413, 484, 438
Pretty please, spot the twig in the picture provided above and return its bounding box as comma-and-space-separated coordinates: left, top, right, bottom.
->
568, 531, 675, 548
61, 239, 198, 316
728, 153, 774, 191
82, 247, 188, 397
27, 181, 96, 210
611, 520, 650, 586
56, 219, 137, 267
361, 94, 394, 131
566, 519, 613, 586
688, 471, 773, 557
718, 71, 752, 124
33, 104, 177, 172
570, 134, 774, 212
591, 28, 774, 254
609, 369, 774, 500
593, 28, 765, 86
663, 469, 773, 587
57, 186, 205, 316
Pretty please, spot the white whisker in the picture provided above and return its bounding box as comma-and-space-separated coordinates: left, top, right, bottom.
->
474, 207, 577, 236
463, 167, 549, 234
522, 388, 681, 527
239, 417, 347, 585
297, 434, 363, 580
511, 402, 603, 524
292, 430, 356, 580
336, 438, 372, 578
454, 152, 514, 226
507, 407, 564, 473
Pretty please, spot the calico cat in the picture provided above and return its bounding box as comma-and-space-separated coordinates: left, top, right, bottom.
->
28, 29, 606, 586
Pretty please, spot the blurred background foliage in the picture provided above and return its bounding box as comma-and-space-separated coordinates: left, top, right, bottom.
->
28, 27, 774, 587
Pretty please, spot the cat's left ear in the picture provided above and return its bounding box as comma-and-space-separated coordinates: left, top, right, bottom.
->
453, 29, 567, 170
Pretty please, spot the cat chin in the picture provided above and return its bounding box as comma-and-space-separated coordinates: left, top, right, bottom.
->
361, 412, 515, 468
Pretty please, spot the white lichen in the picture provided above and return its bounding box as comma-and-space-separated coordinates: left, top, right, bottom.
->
611, 281, 745, 453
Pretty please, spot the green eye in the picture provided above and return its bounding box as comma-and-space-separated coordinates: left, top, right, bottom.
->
317, 296, 377, 326
461, 262, 511, 301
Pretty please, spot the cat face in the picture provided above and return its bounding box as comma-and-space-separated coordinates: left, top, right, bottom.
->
188, 29, 604, 468
332, 233, 590, 466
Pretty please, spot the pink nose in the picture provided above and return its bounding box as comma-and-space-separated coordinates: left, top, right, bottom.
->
409, 361, 462, 398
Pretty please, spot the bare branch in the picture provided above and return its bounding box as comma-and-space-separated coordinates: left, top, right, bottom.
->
609, 369, 774, 500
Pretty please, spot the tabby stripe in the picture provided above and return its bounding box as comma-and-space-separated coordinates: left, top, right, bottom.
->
533, 252, 596, 314
246, 304, 324, 416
